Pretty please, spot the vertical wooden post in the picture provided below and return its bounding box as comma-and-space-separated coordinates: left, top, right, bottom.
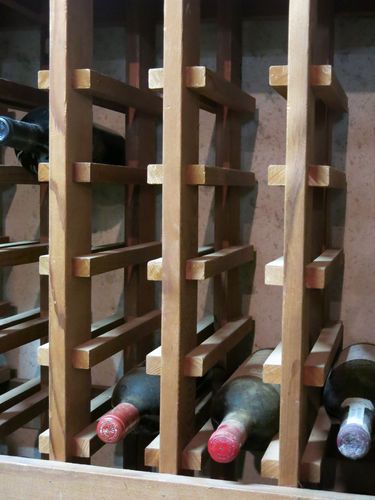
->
159, 0, 200, 474
279, 0, 315, 486
48, 0, 93, 461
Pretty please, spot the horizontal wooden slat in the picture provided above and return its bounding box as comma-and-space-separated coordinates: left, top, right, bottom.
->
0, 456, 360, 500
38, 69, 162, 115
184, 317, 254, 377
38, 314, 125, 367
263, 323, 343, 386
0, 388, 47, 436
0, 308, 40, 329
0, 317, 48, 353
182, 420, 213, 471
261, 434, 280, 480
268, 164, 346, 189
147, 244, 215, 282
72, 310, 161, 369
265, 249, 343, 288
0, 166, 38, 184
0, 241, 47, 267
73, 241, 161, 277
269, 65, 348, 113
186, 245, 254, 280
39, 162, 148, 185
300, 407, 332, 483
147, 164, 255, 187
146, 316, 215, 375
0, 78, 47, 110
0, 377, 40, 413
186, 66, 255, 113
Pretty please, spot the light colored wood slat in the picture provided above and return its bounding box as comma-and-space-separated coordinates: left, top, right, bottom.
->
0, 388, 48, 436
305, 249, 343, 289
0, 377, 40, 413
38, 162, 147, 184
146, 316, 215, 375
300, 407, 331, 483
0, 166, 38, 184
263, 343, 282, 384
0, 242, 47, 267
186, 245, 254, 280
268, 164, 346, 189
0, 308, 40, 329
261, 434, 280, 479
147, 244, 215, 282
0, 456, 363, 500
269, 64, 348, 112
90, 385, 113, 420
72, 310, 161, 369
0, 317, 48, 353
265, 249, 343, 289
38, 69, 162, 116
184, 317, 253, 377
38, 314, 125, 367
186, 66, 255, 113
0, 78, 47, 111
147, 164, 255, 187
73, 241, 161, 277
182, 420, 213, 471
304, 322, 343, 386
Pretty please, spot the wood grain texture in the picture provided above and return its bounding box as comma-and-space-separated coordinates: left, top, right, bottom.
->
72, 241, 161, 277
0, 242, 47, 266
0, 456, 363, 500
0, 377, 40, 413
147, 164, 255, 186
0, 317, 48, 353
268, 164, 346, 189
39, 68, 162, 115
0, 166, 38, 184
0, 77, 47, 110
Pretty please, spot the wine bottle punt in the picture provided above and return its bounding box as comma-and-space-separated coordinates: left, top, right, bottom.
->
323, 343, 375, 460
208, 349, 280, 464
0, 107, 125, 175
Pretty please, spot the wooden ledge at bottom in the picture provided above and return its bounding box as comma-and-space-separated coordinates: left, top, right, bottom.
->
262, 322, 343, 386
268, 164, 346, 189
265, 249, 343, 289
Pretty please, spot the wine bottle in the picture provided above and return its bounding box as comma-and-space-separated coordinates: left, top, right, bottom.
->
208, 349, 280, 464
0, 107, 125, 175
323, 343, 375, 460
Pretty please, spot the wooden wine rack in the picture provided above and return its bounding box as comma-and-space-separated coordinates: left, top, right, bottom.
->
0, 1, 373, 499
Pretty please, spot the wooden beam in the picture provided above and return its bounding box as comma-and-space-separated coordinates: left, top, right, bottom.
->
147, 164, 255, 187
0, 166, 38, 184
0, 455, 360, 500
0, 78, 47, 110
0, 377, 40, 413
0, 308, 40, 328
269, 65, 348, 113
0, 242, 47, 267
38, 69, 162, 116
265, 249, 343, 288
268, 164, 346, 189
262, 343, 282, 385
0, 317, 48, 353
184, 317, 254, 377
72, 241, 161, 277
71, 310, 161, 369
261, 434, 279, 480
186, 245, 254, 280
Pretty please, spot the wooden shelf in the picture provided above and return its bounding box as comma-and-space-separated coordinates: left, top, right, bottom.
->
184, 316, 254, 377
147, 244, 214, 282
0, 78, 47, 111
0, 377, 40, 413
38, 313, 125, 367
38, 162, 148, 185
269, 65, 348, 113
0, 308, 40, 329
0, 241, 48, 267
268, 165, 346, 189
263, 322, 343, 386
186, 245, 254, 280
71, 310, 160, 369
38, 69, 162, 116
147, 164, 255, 187
265, 249, 343, 288
0, 166, 38, 185
146, 316, 215, 375
261, 408, 331, 484
149, 66, 255, 114
73, 241, 161, 277
0, 388, 47, 437
0, 317, 47, 353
